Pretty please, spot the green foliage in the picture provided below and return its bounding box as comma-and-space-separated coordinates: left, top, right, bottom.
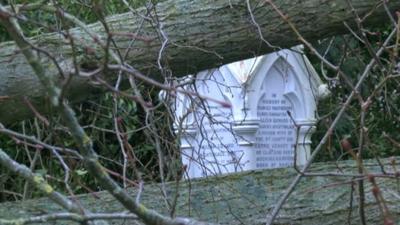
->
0, 0, 171, 202
0, 89, 171, 202
0, 0, 398, 206
309, 28, 400, 162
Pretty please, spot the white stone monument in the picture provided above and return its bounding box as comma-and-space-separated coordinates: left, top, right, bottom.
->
171, 47, 329, 178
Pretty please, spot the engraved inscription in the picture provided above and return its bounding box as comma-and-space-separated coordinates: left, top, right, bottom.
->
255, 95, 295, 169
187, 105, 244, 177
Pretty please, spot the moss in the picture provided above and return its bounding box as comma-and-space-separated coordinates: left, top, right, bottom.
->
33, 175, 54, 194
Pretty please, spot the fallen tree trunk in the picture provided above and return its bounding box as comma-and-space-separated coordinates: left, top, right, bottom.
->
1, 158, 400, 225
0, 0, 399, 123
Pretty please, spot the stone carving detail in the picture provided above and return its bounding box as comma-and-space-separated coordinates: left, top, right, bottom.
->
171, 47, 329, 178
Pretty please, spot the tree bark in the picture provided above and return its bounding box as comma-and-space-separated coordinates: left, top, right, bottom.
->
0, 0, 399, 123
0, 158, 399, 225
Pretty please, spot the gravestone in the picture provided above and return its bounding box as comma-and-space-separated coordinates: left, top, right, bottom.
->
171, 47, 329, 178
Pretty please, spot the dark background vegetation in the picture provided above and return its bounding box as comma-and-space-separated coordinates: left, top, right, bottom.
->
0, 0, 398, 202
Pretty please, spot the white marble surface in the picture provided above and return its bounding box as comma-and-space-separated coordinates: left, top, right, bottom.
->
172, 47, 329, 178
